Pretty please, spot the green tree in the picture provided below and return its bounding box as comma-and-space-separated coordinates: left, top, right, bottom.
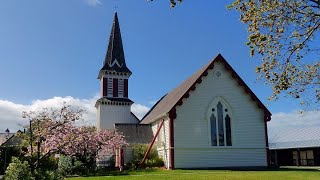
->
228, 0, 319, 109
150, 0, 183, 7
164, 0, 319, 108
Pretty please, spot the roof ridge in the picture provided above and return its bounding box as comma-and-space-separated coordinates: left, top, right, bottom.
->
140, 54, 271, 124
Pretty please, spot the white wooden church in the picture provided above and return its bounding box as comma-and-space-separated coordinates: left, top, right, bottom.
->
96, 12, 272, 169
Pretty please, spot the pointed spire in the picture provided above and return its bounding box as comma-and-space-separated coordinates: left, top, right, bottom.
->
99, 12, 131, 78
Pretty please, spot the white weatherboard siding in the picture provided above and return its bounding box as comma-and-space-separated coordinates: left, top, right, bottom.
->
97, 104, 134, 130
152, 117, 171, 168
174, 62, 267, 168
175, 149, 266, 168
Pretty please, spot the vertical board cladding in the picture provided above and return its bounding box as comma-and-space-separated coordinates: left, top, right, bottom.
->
124, 79, 128, 97
151, 118, 171, 169
173, 62, 267, 168
97, 106, 101, 130
113, 78, 118, 97
97, 104, 132, 129
124, 146, 133, 164
103, 78, 108, 97
129, 113, 140, 124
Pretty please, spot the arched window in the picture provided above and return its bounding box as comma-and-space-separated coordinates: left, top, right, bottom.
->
209, 99, 232, 146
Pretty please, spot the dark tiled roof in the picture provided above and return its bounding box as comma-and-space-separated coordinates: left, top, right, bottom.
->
140, 54, 271, 124
0, 131, 23, 147
140, 94, 167, 122
96, 97, 133, 103
98, 12, 131, 79
0, 133, 14, 146
115, 124, 153, 144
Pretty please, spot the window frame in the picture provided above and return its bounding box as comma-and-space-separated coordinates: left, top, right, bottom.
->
107, 78, 113, 97
207, 97, 233, 147
118, 78, 124, 98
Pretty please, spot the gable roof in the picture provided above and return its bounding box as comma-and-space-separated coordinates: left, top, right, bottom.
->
0, 133, 14, 146
269, 127, 320, 150
140, 54, 271, 124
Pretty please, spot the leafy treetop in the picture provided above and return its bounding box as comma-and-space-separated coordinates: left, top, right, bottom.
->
228, 0, 319, 109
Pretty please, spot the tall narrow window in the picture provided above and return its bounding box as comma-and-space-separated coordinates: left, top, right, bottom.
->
209, 100, 232, 146
210, 113, 217, 146
113, 78, 118, 97
225, 114, 232, 146
217, 102, 225, 146
107, 78, 113, 97
118, 79, 124, 97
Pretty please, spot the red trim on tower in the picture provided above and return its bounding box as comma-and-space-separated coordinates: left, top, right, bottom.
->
113, 78, 118, 97
103, 77, 108, 97
124, 79, 128, 98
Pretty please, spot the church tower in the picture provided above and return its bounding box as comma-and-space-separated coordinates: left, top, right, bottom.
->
96, 12, 139, 130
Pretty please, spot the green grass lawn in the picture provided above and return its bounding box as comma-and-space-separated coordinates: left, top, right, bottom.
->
68, 168, 320, 180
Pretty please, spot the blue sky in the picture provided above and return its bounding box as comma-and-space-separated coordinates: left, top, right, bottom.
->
0, 0, 318, 132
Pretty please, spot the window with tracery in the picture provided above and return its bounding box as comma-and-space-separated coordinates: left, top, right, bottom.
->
210, 101, 232, 146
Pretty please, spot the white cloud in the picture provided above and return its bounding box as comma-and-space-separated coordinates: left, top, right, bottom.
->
131, 103, 150, 119
148, 100, 158, 106
0, 96, 150, 133
268, 110, 320, 130
84, 0, 102, 7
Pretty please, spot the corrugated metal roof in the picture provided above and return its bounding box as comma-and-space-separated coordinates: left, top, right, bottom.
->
269, 127, 320, 150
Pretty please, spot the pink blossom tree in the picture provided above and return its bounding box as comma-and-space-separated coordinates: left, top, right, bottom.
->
21, 103, 126, 170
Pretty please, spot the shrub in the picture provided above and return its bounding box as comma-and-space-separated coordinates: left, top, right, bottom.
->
34, 169, 62, 180
129, 144, 164, 169
33, 155, 60, 180
72, 160, 87, 175
4, 157, 34, 180
0, 146, 26, 175
145, 156, 164, 167
58, 155, 73, 176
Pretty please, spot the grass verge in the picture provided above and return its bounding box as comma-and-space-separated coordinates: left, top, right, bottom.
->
68, 168, 320, 180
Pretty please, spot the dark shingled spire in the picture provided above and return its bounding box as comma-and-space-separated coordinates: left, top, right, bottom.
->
99, 12, 131, 78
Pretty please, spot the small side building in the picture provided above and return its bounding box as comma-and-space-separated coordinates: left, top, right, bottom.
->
269, 127, 320, 166
114, 124, 153, 166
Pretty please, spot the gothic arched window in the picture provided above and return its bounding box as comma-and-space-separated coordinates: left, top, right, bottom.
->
209, 100, 232, 146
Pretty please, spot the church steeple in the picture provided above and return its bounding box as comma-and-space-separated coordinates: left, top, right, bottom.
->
96, 12, 138, 130
97, 12, 132, 99
98, 12, 131, 79
95, 11, 140, 163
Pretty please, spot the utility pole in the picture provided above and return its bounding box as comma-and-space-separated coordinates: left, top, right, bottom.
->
29, 120, 34, 174
3, 129, 10, 173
